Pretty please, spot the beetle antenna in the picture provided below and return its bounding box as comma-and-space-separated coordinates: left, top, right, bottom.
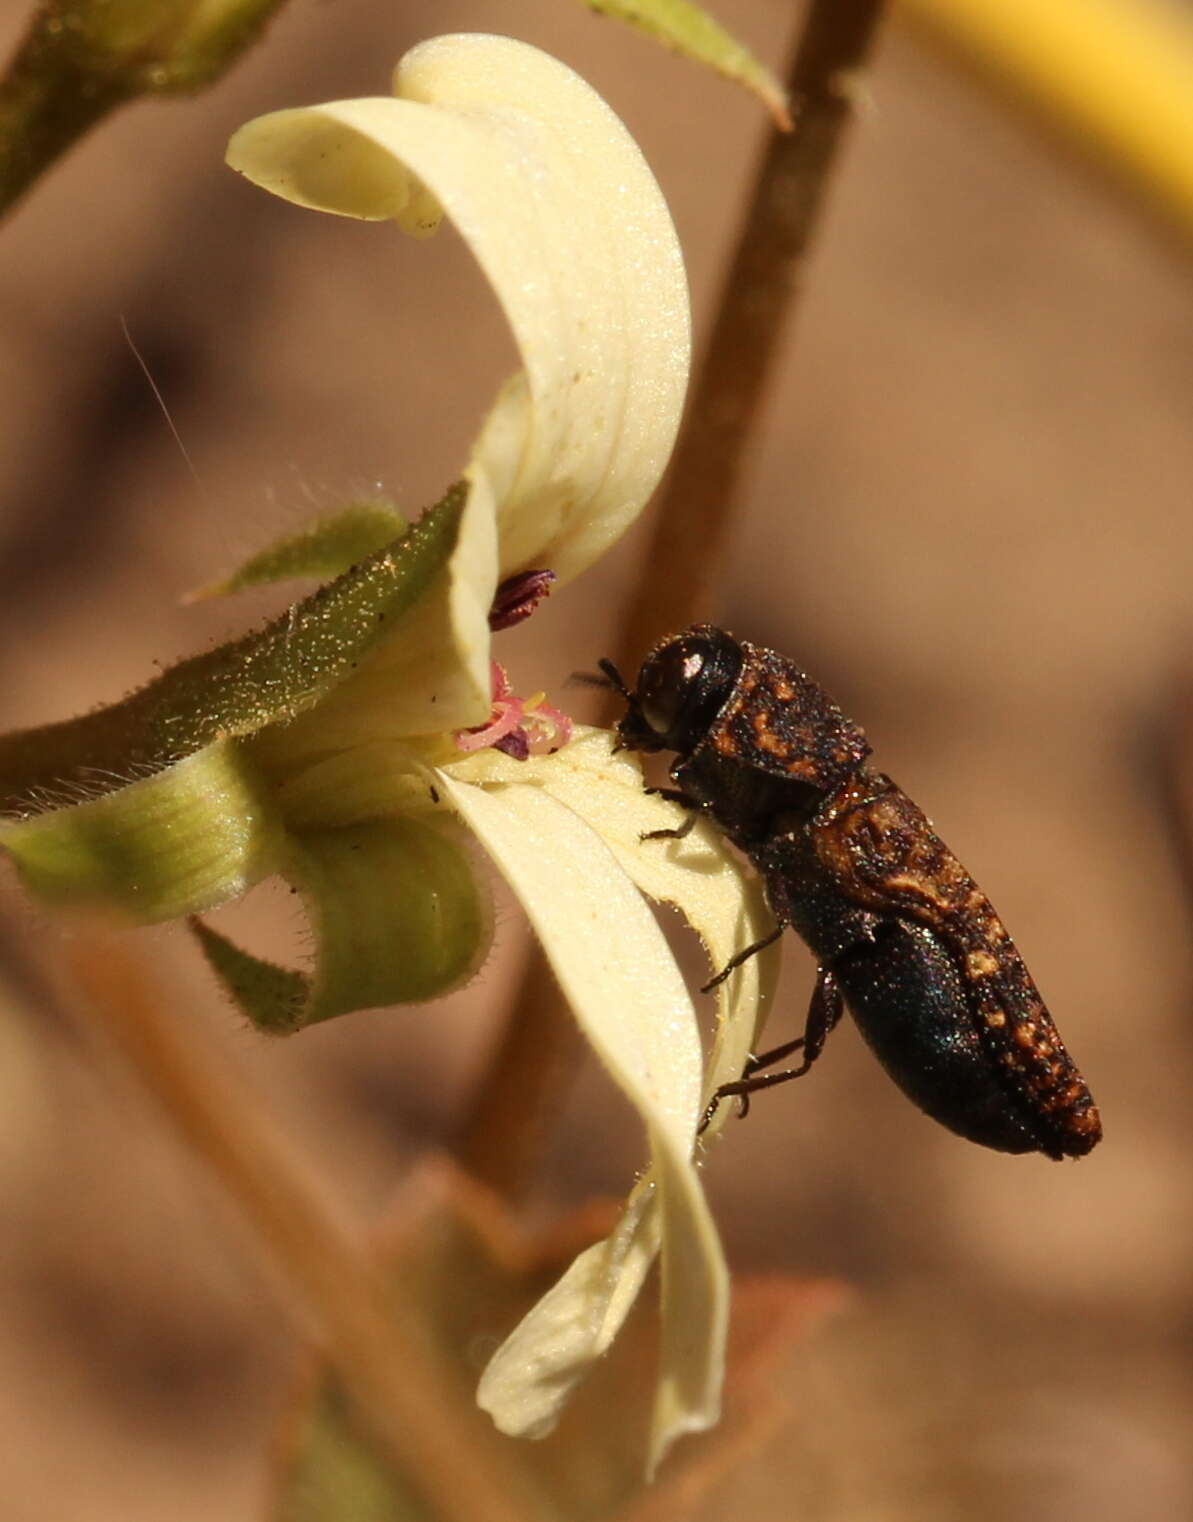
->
569, 669, 609, 689
597, 658, 634, 702
570, 659, 635, 704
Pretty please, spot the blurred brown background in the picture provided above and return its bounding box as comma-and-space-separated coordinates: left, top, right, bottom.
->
2, 1, 1191, 1517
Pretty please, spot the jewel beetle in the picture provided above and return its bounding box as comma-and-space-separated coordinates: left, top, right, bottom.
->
599, 624, 1101, 1160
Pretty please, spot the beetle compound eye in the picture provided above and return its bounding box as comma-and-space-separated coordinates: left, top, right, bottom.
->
638, 648, 692, 735
640, 649, 704, 732
633, 628, 744, 752
638, 698, 673, 735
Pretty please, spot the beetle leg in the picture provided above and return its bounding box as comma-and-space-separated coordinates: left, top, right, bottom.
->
644, 786, 698, 807
744, 966, 845, 1085
640, 786, 701, 841
699, 966, 844, 1130
701, 924, 785, 992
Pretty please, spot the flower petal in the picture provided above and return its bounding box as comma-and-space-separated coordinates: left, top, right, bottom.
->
436, 773, 728, 1465
446, 729, 780, 1115
227, 33, 690, 591
474, 1186, 660, 1439
446, 731, 780, 1467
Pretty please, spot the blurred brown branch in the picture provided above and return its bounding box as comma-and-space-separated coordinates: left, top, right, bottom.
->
64, 938, 552, 1522
0, 0, 289, 215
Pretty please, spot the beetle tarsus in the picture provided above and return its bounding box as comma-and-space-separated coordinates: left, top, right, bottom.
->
701, 923, 784, 992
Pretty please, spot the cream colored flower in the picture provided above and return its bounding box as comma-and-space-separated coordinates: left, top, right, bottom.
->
0, 34, 778, 1468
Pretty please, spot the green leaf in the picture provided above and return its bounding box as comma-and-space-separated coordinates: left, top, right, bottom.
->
578, 0, 790, 125
190, 500, 407, 600
0, 487, 464, 817
194, 816, 490, 1032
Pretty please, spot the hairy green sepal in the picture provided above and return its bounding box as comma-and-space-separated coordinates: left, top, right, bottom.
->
194, 818, 489, 1032
0, 487, 463, 815
193, 500, 407, 599
3, 740, 285, 922
0, 490, 464, 931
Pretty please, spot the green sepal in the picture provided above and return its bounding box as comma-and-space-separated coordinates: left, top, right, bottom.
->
191, 500, 407, 600
0, 486, 464, 816
193, 816, 490, 1033
1, 740, 285, 922
190, 919, 308, 1034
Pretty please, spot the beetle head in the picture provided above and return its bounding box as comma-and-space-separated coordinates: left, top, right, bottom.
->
607, 625, 744, 757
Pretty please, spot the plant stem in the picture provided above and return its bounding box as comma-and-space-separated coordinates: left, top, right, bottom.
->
619, 0, 891, 667
458, 0, 892, 1204
0, 0, 289, 216
457, 939, 585, 1198
64, 939, 551, 1522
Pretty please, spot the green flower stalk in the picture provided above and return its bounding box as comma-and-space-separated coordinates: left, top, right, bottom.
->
0, 34, 780, 1468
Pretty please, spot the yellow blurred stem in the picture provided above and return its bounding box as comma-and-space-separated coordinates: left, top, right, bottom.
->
903, 0, 1193, 240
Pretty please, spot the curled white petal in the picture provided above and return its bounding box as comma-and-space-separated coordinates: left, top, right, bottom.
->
436, 772, 728, 1464
444, 732, 778, 1467
446, 730, 779, 1113
474, 1187, 660, 1441
227, 34, 689, 733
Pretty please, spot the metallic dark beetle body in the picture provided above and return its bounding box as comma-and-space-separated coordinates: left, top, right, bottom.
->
613, 625, 1101, 1160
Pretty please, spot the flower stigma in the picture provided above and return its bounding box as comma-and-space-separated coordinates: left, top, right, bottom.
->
453, 660, 573, 761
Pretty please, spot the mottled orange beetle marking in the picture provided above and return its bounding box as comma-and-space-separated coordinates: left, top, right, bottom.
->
967, 950, 1000, 978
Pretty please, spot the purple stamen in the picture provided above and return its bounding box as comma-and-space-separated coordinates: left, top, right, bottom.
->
494, 729, 531, 761
489, 569, 556, 631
